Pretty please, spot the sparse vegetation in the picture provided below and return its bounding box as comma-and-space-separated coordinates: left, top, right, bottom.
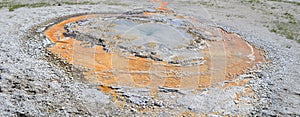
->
8, 2, 50, 11
8, 4, 26, 11
2, 1, 130, 11
103, 1, 129, 6
179, 1, 224, 8
61, 1, 92, 5
284, 12, 296, 24
270, 21, 300, 43
29, 2, 50, 8
269, 11, 299, 43
0, 1, 9, 9
269, 0, 300, 6
248, 0, 261, 3
2, 1, 98, 11
241, 0, 300, 43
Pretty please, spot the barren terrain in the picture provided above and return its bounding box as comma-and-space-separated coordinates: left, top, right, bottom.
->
0, 0, 299, 116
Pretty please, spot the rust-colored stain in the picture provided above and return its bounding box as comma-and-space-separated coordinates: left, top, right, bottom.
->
150, 0, 170, 11
45, 14, 265, 92
44, 15, 95, 43
144, 0, 172, 15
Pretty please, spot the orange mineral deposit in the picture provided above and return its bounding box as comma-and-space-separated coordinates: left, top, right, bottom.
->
44, 13, 265, 93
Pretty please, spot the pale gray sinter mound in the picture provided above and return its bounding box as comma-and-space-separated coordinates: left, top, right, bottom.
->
65, 17, 206, 66
116, 21, 204, 65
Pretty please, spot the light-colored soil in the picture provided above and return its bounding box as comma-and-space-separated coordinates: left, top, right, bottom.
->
0, 0, 299, 116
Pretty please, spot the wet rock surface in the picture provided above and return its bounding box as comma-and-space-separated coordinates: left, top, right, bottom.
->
41, 9, 266, 116
0, 0, 299, 116
44, 10, 265, 91
63, 13, 206, 66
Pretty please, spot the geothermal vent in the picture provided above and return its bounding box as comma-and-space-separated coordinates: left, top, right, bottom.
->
44, 10, 265, 91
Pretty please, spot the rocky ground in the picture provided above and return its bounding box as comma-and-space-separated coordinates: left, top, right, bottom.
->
0, 0, 299, 116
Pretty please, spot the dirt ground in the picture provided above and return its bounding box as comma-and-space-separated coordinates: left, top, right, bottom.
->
0, 0, 299, 116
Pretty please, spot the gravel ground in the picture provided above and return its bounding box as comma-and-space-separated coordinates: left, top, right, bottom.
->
0, 0, 299, 116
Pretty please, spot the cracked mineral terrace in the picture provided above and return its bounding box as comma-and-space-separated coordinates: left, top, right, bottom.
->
44, 10, 265, 91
